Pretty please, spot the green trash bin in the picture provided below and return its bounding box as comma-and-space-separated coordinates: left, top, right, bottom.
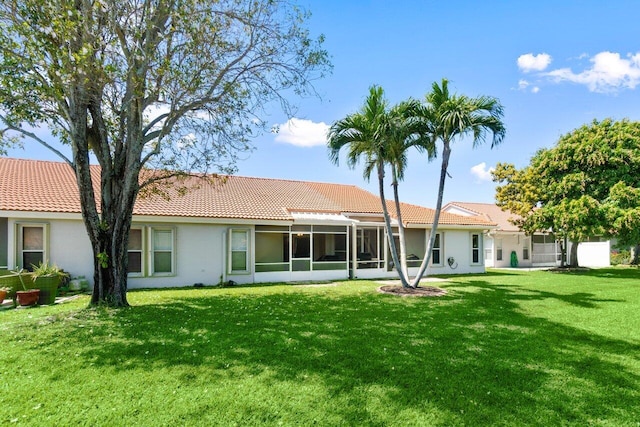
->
510, 250, 519, 268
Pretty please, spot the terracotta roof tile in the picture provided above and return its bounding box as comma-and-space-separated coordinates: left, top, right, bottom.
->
444, 202, 520, 231
0, 158, 494, 227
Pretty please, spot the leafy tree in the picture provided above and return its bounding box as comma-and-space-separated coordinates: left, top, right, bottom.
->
494, 119, 640, 266
0, 0, 330, 306
410, 79, 505, 286
604, 183, 640, 264
327, 86, 427, 288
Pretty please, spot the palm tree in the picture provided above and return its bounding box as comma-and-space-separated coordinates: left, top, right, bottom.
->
327, 85, 412, 288
385, 100, 435, 279
410, 79, 506, 287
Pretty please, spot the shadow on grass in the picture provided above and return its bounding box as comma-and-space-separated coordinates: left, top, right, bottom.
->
547, 266, 640, 280
33, 277, 638, 426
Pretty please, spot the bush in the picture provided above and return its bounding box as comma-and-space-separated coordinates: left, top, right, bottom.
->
611, 249, 630, 265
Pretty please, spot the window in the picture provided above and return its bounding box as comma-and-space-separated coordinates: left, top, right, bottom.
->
522, 236, 530, 261
312, 227, 348, 271
152, 228, 174, 275
471, 233, 481, 265
255, 226, 289, 273
291, 232, 311, 271
431, 233, 442, 266
229, 229, 249, 274
17, 224, 47, 270
0, 217, 8, 269
496, 238, 503, 261
356, 227, 384, 269
127, 228, 143, 275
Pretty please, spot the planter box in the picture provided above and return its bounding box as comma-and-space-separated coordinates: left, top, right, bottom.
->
32, 275, 61, 305
0, 273, 34, 299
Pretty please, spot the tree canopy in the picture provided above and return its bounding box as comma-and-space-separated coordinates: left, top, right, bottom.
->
410, 79, 504, 286
0, 0, 330, 306
328, 80, 505, 287
493, 118, 640, 265
327, 86, 424, 288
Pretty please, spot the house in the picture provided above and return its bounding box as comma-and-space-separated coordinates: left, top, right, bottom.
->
0, 158, 496, 288
443, 202, 610, 268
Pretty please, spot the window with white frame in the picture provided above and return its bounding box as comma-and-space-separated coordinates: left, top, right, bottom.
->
127, 228, 144, 275
17, 223, 48, 270
152, 228, 174, 275
496, 238, 503, 261
229, 229, 250, 274
431, 233, 442, 266
471, 233, 481, 265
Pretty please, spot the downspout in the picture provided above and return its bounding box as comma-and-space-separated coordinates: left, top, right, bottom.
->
351, 224, 357, 279
221, 231, 227, 285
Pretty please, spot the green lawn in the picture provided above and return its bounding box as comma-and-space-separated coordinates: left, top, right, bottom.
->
1, 268, 639, 426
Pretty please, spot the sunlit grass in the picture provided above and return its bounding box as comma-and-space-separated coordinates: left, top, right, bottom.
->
1, 268, 639, 426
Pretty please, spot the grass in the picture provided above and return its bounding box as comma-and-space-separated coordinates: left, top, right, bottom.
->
1, 268, 639, 426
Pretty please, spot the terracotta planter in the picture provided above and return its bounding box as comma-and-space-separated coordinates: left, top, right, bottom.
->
16, 289, 40, 306
0, 289, 7, 302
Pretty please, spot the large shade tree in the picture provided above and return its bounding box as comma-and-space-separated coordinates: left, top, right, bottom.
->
410, 79, 505, 287
493, 119, 640, 266
0, 0, 330, 306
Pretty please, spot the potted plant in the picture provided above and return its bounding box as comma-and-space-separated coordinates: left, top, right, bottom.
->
30, 262, 69, 305
15, 269, 39, 307
0, 286, 10, 302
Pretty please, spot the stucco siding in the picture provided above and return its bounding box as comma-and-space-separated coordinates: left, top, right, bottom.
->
576, 241, 611, 267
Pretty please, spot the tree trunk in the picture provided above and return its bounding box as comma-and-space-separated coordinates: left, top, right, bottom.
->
89, 203, 133, 307
391, 165, 409, 280
630, 244, 640, 265
71, 117, 139, 307
569, 241, 579, 267
560, 236, 567, 267
412, 142, 451, 287
377, 163, 410, 288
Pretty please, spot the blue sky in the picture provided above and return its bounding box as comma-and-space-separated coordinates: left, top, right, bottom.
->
7, 0, 640, 208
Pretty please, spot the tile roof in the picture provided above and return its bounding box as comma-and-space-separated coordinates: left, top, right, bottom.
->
443, 202, 520, 231
0, 158, 494, 227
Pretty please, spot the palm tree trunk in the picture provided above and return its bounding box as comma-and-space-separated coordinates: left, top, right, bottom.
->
391, 164, 409, 280
377, 163, 411, 288
411, 142, 451, 287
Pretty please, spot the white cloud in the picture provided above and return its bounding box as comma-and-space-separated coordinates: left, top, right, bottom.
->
545, 51, 640, 93
517, 79, 540, 93
470, 162, 494, 182
517, 53, 552, 72
274, 118, 329, 147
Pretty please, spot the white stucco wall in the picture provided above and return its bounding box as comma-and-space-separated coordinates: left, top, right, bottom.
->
7, 217, 94, 279
128, 222, 229, 289
490, 233, 533, 268
4, 215, 489, 288
440, 229, 485, 275
576, 241, 611, 267
7, 216, 231, 288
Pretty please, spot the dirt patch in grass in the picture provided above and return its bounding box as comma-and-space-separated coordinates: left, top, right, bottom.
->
378, 285, 448, 297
